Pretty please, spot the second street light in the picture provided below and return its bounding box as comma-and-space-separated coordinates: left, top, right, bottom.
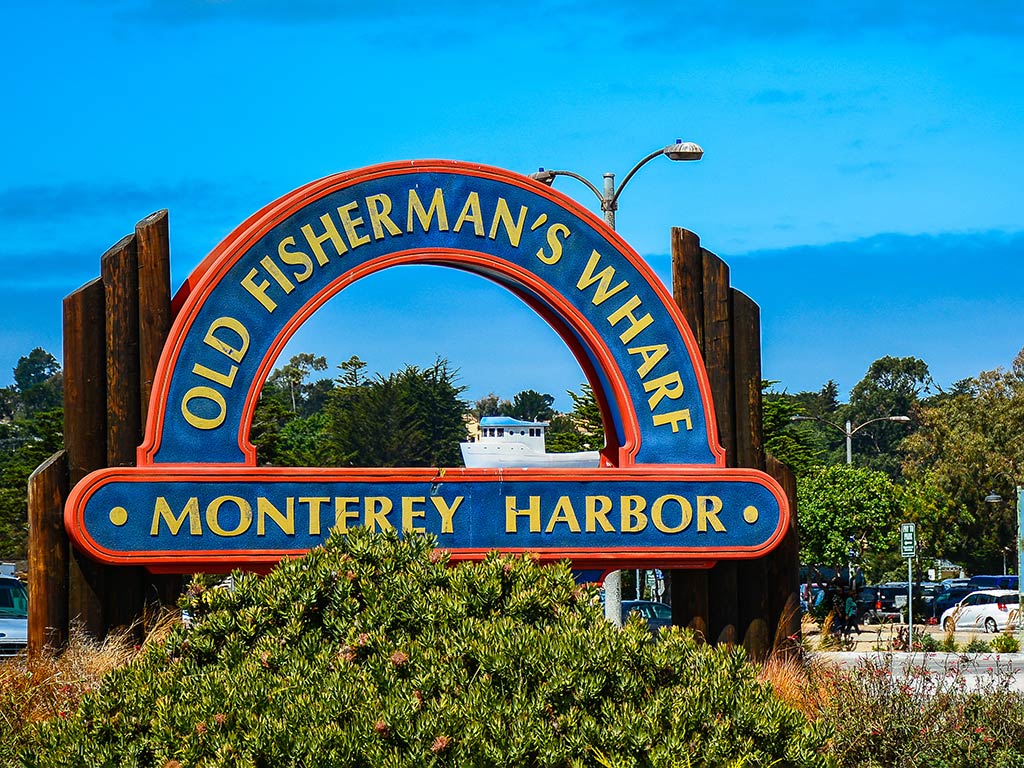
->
529, 139, 704, 230
984, 473, 1023, 639
530, 139, 703, 627
790, 414, 911, 465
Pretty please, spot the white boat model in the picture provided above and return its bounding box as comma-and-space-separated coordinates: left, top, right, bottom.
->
460, 416, 600, 469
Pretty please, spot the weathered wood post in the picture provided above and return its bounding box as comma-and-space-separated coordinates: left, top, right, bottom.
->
668, 227, 800, 657
28, 210, 176, 646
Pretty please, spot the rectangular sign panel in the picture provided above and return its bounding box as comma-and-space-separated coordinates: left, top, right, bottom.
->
900, 522, 917, 558
65, 466, 788, 571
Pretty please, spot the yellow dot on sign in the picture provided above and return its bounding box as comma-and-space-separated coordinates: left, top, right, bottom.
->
109, 507, 128, 526
743, 506, 759, 524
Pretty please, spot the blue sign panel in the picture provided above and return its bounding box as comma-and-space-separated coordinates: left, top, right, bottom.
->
67, 467, 787, 568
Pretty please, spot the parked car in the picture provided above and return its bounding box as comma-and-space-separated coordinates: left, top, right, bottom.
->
0, 575, 28, 658
931, 584, 975, 621
940, 589, 1021, 633
967, 574, 1019, 591
621, 600, 673, 635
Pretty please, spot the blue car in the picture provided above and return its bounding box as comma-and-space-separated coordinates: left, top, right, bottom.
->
0, 575, 28, 658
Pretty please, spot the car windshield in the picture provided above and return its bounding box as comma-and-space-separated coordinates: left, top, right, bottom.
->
0, 580, 28, 619
649, 603, 672, 620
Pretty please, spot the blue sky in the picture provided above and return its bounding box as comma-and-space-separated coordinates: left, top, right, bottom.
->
2, 1, 1022, 410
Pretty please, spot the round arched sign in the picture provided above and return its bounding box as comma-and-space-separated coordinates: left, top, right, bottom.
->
64, 160, 789, 571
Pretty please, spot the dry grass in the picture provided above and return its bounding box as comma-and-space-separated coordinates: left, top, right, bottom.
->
0, 609, 179, 746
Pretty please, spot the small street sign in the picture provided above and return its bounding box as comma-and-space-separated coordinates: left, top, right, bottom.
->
900, 522, 917, 559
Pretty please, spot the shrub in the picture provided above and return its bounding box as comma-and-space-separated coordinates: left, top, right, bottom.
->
991, 632, 1021, 654
809, 655, 1024, 768
18, 529, 828, 767
965, 637, 993, 653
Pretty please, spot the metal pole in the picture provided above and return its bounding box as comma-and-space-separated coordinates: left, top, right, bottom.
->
602, 173, 616, 229
907, 556, 913, 641
1018, 486, 1023, 641
845, 420, 853, 465
604, 570, 622, 627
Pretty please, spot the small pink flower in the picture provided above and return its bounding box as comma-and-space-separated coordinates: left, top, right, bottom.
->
213, 713, 226, 726
196, 721, 208, 734
390, 650, 409, 666
374, 720, 389, 738
431, 735, 451, 753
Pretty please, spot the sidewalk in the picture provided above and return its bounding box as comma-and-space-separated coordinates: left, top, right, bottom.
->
807, 621, 1018, 653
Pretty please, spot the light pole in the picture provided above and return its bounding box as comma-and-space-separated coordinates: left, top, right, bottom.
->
532, 139, 703, 626
529, 139, 704, 230
789, 414, 911, 465
984, 472, 1023, 638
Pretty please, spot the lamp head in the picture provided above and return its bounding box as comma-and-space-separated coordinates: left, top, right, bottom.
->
529, 168, 556, 185
664, 139, 704, 161
889, 416, 911, 422
985, 492, 1004, 504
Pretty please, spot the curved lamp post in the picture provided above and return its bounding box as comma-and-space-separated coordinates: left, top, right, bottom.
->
984, 471, 1023, 638
530, 139, 703, 625
789, 414, 911, 465
529, 139, 704, 230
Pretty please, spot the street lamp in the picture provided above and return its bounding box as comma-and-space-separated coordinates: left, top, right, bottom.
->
789, 414, 911, 465
984, 472, 1023, 637
529, 139, 704, 230
531, 139, 703, 626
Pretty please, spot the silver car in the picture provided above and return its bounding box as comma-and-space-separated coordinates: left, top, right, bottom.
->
939, 589, 1021, 633
0, 575, 28, 658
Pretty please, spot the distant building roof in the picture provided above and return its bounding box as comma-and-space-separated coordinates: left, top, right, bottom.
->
479, 416, 547, 428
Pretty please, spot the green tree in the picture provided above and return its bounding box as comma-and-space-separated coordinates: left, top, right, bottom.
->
762, 381, 822, 475
0, 349, 64, 557
546, 384, 605, 454
842, 356, 928, 477
901, 348, 1024, 573
507, 389, 555, 422
325, 359, 468, 468
472, 393, 509, 418
797, 464, 903, 581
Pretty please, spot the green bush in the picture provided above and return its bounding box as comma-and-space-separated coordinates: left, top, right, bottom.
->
19, 529, 828, 767
991, 633, 1021, 654
965, 637, 993, 653
813, 656, 1024, 768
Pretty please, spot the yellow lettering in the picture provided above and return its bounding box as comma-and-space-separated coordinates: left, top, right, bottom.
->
628, 343, 669, 379
643, 371, 685, 410
697, 496, 727, 532
204, 317, 250, 363
278, 236, 313, 283
206, 496, 252, 537
621, 495, 648, 533
301, 212, 348, 266
257, 497, 294, 536
337, 201, 371, 249
181, 386, 226, 430
431, 496, 463, 534
260, 254, 295, 294
240, 268, 276, 312
585, 495, 615, 533
366, 194, 402, 239
577, 250, 628, 305
545, 496, 581, 533
407, 188, 449, 232
651, 495, 692, 534
505, 496, 541, 533
364, 497, 394, 531
402, 496, 427, 534
488, 197, 528, 247
607, 295, 653, 344
151, 496, 201, 536
453, 191, 485, 236
334, 497, 360, 534
301, 497, 330, 536
536, 223, 570, 265
653, 409, 693, 432
191, 362, 237, 388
